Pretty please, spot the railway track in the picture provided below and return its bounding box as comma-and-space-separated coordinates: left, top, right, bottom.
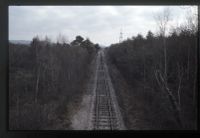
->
90, 50, 125, 130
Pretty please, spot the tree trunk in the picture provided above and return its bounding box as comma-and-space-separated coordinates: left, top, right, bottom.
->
143, 47, 146, 93
193, 5, 199, 106
35, 65, 41, 104
177, 63, 183, 108
192, 5, 199, 129
155, 69, 182, 128
164, 37, 167, 79
187, 44, 190, 80
16, 92, 19, 117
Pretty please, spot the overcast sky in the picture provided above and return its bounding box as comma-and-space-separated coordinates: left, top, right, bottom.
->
9, 6, 197, 46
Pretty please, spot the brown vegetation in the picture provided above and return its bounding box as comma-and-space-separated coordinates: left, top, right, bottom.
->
9, 36, 99, 130
106, 27, 197, 129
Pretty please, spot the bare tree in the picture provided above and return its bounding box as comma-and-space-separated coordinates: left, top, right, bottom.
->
181, 6, 198, 107
142, 41, 146, 93
30, 36, 41, 104
44, 35, 51, 45
154, 7, 171, 78
187, 6, 198, 108
184, 6, 198, 33
57, 33, 69, 44
192, 6, 199, 129
185, 7, 198, 80
154, 69, 183, 128
35, 64, 41, 104
177, 62, 184, 108
154, 8, 186, 128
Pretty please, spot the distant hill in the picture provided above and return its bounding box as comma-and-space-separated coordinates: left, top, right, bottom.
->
9, 40, 31, 45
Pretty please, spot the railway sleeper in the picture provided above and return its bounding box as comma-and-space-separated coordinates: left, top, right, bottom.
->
96, 124, 118, 128
97, 120, 118, 124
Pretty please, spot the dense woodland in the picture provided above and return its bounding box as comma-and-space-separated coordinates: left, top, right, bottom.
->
106, 25, 197, 129
9, 7, 197, 130
9, 36, 99, 129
